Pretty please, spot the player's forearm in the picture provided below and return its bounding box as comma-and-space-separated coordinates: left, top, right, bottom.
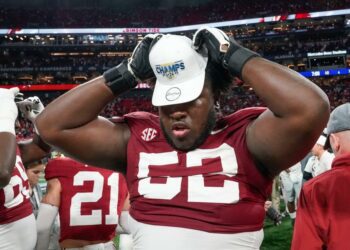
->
0, 133, 16, 188
242, 57, 329, 121
0, 88, 18, 187
36, 203, 59, 250
18, 135, 51, 165
36, 76, 114, 142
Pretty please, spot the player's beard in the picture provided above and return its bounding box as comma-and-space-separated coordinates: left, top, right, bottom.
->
160, 109, 217, 152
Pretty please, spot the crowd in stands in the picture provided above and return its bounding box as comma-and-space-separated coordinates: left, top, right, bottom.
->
15, 75, 350, 140
0, 0, 349, 28
1, 18, 349, 85
5, 0, 349, 139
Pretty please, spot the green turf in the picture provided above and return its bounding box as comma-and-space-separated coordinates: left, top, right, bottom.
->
261, 215, 294, 250
114, 235, 120, 248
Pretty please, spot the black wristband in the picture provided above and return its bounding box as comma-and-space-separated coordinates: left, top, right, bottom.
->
103, 60, 137, 95
223, 38, 260, 78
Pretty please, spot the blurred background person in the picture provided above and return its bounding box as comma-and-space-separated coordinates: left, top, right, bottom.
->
279, 162, 303, 226
25, 160, 46, 217
303, 130, 335, 182
292, 103, 350, 249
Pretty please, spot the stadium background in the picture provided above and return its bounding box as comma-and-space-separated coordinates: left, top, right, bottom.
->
1, 0, 349, 249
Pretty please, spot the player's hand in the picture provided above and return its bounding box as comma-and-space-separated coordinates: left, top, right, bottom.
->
193, 27, 230, 65
128, 33, 163, 81
103, 34, 163, 95
193, 27, 259, 78
264, 201, 272, 211
0, 87, 20, 133
17, 96, 45, 122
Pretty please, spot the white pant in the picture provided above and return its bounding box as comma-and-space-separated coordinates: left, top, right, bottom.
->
63, 241, 115, 250
0, 213, 36, 250
280, 171, 302, 202
127, 214, 263, 250
119, 234, 134, 250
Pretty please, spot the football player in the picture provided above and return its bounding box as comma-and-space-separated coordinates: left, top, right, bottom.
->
36, 29, 329, 249
279, 162, 303, 226
0, 89, 50, 250
36, 157, 130, 250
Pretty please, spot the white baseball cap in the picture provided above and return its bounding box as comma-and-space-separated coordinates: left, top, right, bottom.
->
149, 34, 208, 106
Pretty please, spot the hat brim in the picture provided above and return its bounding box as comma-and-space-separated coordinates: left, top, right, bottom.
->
151, 71, 205, 107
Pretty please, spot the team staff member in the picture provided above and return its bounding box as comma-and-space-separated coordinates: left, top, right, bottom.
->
25, 160, 46, 217
292, 103, 350, 249
36, 29, 329, 249
0, 90, 50, 250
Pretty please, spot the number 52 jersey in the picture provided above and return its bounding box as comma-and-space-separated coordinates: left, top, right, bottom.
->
45, 157, 128, 242
123, 108, 272, 233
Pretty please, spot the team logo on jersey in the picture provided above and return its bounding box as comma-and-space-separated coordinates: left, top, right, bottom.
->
155, 60, 185, 80
141, 128, 158, 141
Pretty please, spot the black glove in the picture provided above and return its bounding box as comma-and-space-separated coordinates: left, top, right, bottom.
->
193, 27, 260, 78
103, 34, 163, 95
129, 34, 163, 81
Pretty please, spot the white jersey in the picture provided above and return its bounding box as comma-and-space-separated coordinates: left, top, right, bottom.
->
288, 163, 303, 180
280, 163, 302, 202
305, 151, 334, 177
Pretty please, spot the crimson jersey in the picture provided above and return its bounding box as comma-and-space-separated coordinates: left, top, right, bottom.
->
292, 153, 350, 249
122, 108, 272, 233
45, 158, 128, 242
0, 147, 32, 224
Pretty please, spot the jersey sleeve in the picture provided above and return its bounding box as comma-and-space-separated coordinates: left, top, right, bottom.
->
118, 174, 129, 213
224, 107, 267, 129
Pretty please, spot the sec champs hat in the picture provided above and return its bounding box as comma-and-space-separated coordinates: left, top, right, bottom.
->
149, 34, 208, 106
324, 103, 350, 149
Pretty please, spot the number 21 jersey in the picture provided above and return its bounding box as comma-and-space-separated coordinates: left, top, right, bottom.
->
45, 158, 128, 242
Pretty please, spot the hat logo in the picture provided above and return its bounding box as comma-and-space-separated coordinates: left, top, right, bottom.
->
166, 87, 181, 101
155, 60, 185, 80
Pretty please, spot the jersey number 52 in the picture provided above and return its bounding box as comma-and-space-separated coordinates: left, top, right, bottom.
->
138, 143, 239, 204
